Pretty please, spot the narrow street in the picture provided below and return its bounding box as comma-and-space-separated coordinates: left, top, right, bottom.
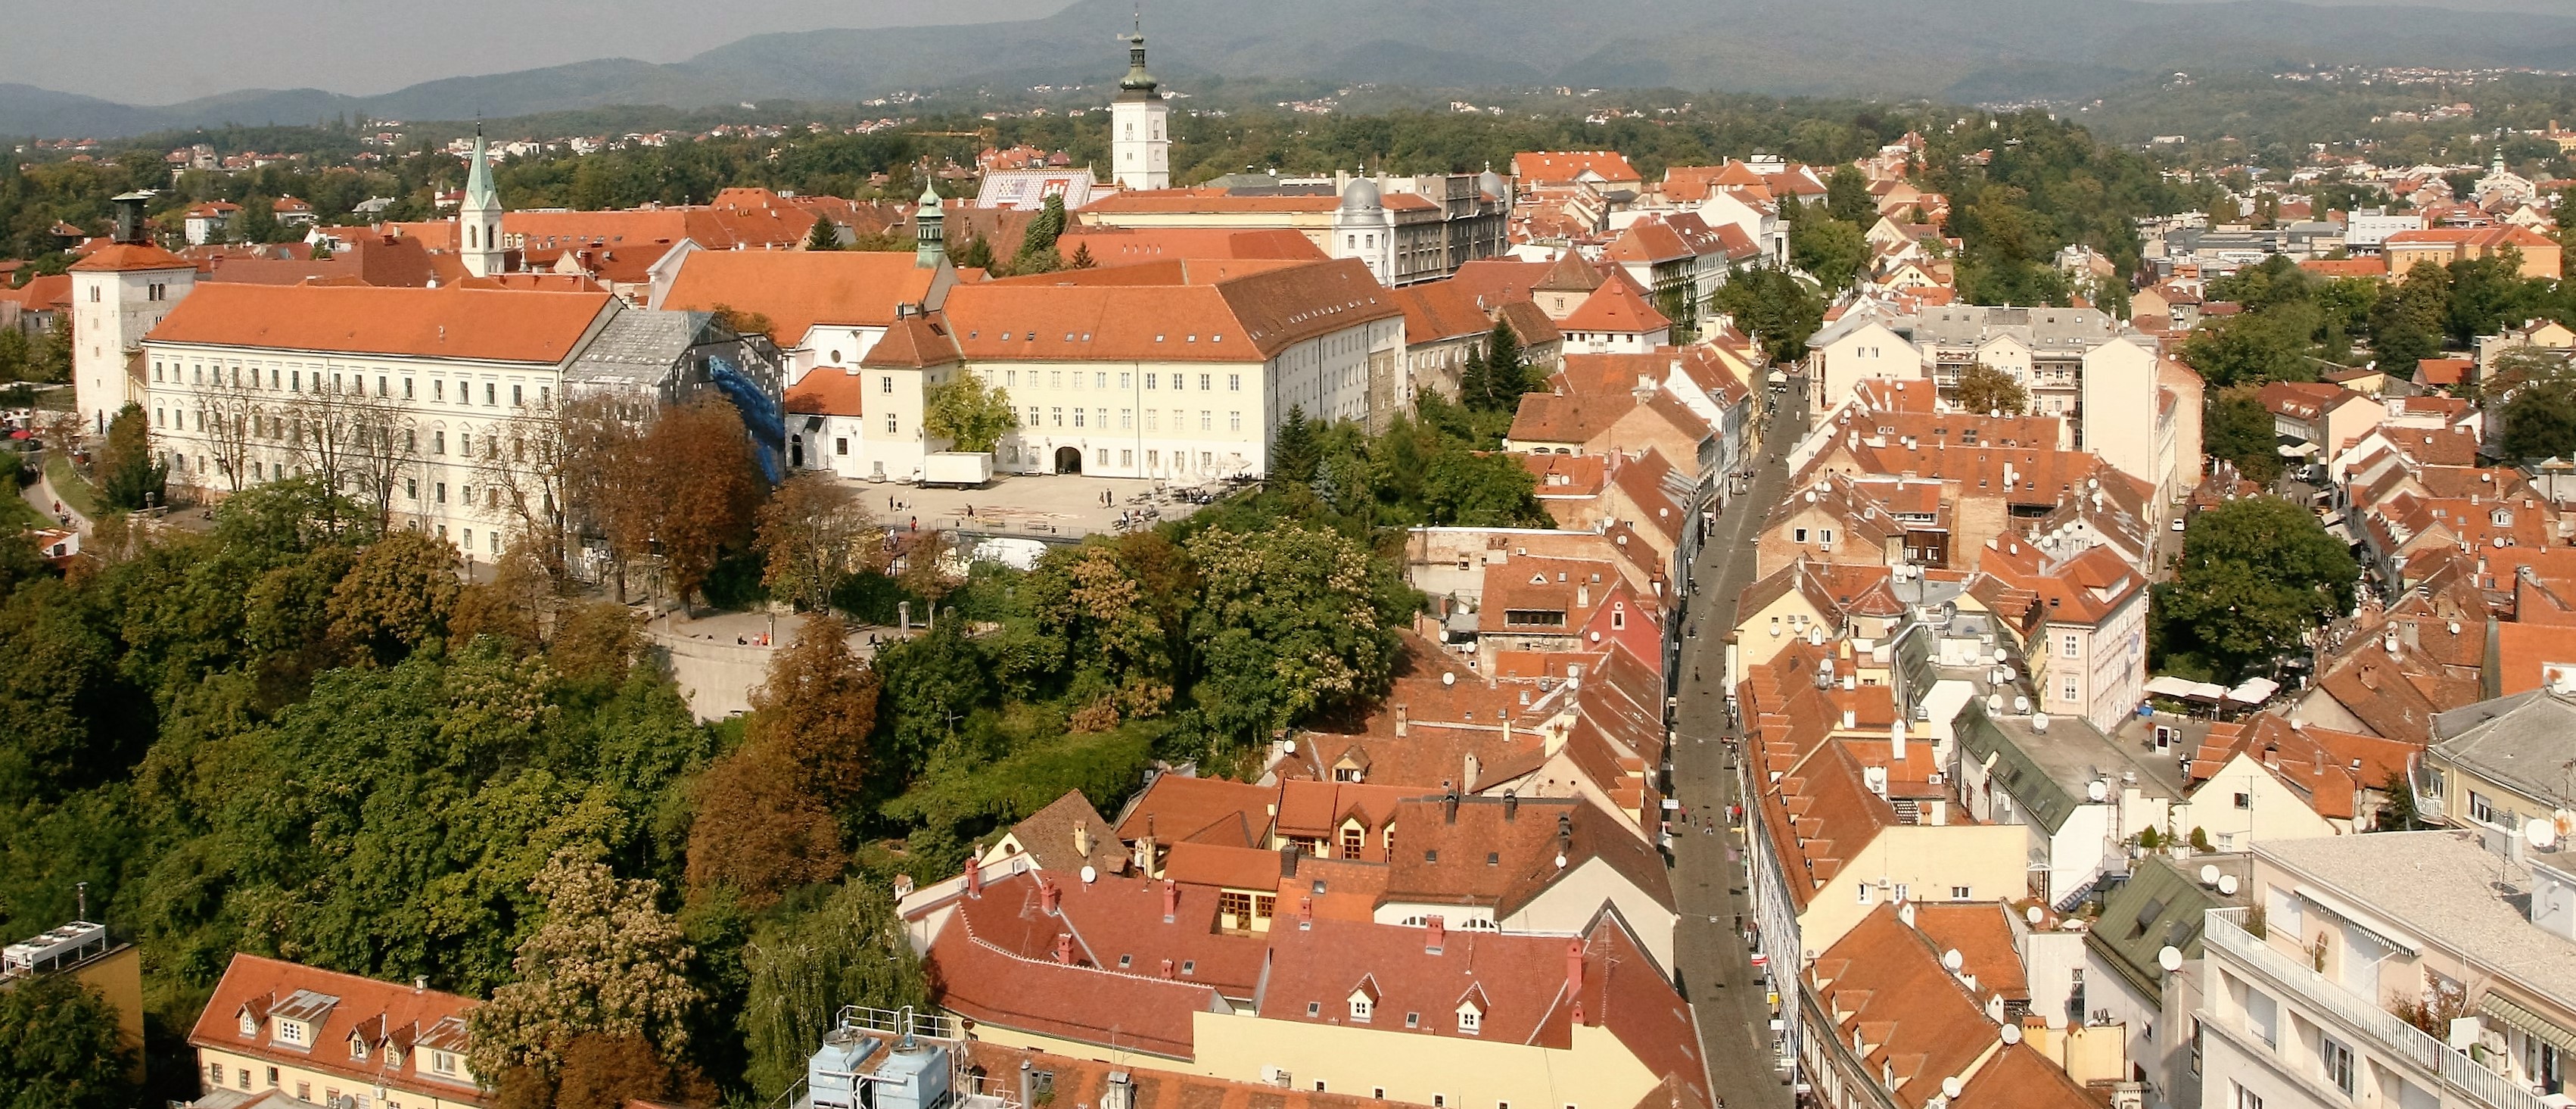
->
1673, 374, 1809, 1109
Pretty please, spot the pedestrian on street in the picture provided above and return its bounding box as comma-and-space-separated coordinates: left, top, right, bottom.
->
910, 516, 918, 532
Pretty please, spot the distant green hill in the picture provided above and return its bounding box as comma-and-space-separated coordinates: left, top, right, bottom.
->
7, 0, 2575, 138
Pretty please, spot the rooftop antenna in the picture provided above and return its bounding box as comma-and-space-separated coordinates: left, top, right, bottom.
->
75, 881, 87, 921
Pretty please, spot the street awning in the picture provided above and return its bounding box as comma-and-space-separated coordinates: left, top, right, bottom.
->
2144, 676, 2201, 699
2225, 678, 2280, 706
2481, 992, 2576, 1054
2277, 442, 2316, 457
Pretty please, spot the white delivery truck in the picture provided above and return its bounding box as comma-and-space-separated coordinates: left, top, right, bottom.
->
920, 451, 994, 488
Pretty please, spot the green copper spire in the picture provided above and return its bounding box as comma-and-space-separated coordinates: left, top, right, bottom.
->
1116, 14, 1160, 102
913, 179, 945, 268
463, 123, 499, 212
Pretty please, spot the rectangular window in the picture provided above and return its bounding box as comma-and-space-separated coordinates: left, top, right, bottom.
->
1121, 449, 1133, 466
1218, 891, 1254, 923
1146, 410, 1159, 431
1794, 528, 1809, 543
2233, 1083, 2262, 1109
2063, 634, 2080, 658
1229, 410, 1242, 431
1121, 409, 1134, 429
1120, 372, 1132, 389
512, 385, 523, 406
436, 483, 447, 504
1025, 407, 1039, 427
2472, 791, 2495, 824
1858, 884, 1872, 904
1199, 374, 1212, 391
1095, 372, 1108, 389
2320, 1037, 2355, 1093
484, 383, 496, 405
1050, 372, 1063, 388
2062, 675, 2079, 702
1146, 450, 1159, 468
1051, 407, 1063, 427
1074, 409, 1086, 428
1228, 373, 1242, 391
403, 378, 415, 398
434, 380, 443, 400
835, 438, 848, 456
1199, 410, 1212, 431
885, 414, 898, 434
1952, 886, 1971, 899
1146, 372, 1159, 390
882, 376, 894, 394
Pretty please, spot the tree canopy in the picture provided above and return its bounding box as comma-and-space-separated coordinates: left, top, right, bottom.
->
2151, 497, 2358, 681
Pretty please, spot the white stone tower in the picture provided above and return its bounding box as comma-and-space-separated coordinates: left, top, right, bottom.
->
69, 192, 194, 437
459, 126, 506, 279
1109, 20, 1170, 190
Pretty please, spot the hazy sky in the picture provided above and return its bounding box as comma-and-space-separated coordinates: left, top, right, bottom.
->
14, 0, 2562, 105
5, 0, 1076, 104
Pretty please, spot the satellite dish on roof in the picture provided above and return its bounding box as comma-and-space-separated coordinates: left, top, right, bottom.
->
1992, 649, 2009, 665
2158, 945, 2185, 973
1986, 693, 2005, 712
2218, 874, 2239, 896
1999, 1024, 2023, 1045
2085, 778, 2106, 802
2199, 864, 2222, 886
1941, 1077, 1965, 1099
1942, 949, 1964, 971
1081, 865, 1097, 885
2026, 905, 2043, 925
2530, 818, 2559, 850
1443, 671, 1456, 687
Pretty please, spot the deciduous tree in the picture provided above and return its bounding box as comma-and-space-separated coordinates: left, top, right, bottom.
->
2201, 386, 2282, 484
1710, 266, 1824, 363
922, 373, 1018, 453
327, 529, 462, 665
2151, 497, 2357, 680
468, 849, 702, 1079
0, 973, 135, 1109
1952, 361, 2030, 416
686, 738, 846, 908
747, 614, 878, 802
1185, 525, 1408, 745
740, 882, 929, 1099
755, 474, 879, 612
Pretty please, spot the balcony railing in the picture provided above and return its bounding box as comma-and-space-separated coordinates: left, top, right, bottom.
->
2204, 908, 2543, 1109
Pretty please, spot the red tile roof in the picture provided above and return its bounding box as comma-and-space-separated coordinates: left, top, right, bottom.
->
786, 369, 866, 417
69, 241, 192, 273
188, 954, 485, 1104
1390, 280, 1496, 345
146, 283, 614, 363
1512, 151, 1643, 188
944, 259, 1398, 363
660, 251, 941, 345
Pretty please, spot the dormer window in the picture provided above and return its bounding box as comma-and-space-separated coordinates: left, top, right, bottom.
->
238, 1011, 257, 1037
275, 1018, 309, 1047
430, 1050, 459, 1076
1350, 996, 1374, 1023
1458, 1005, 1485, 1035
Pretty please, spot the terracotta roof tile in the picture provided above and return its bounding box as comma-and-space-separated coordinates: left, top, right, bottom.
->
147, 283, 613, 363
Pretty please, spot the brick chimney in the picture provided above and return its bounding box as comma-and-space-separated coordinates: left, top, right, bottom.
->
1566, 938, 1587, 1023
965, 855, 982, 898
1394, 703, 1409, 737
1299, 897, 1314, 930
1162, 880, 1178, 924
1053, 933, 1073, 964
1040, 879, 1061, 916
1426, 915, 1446, 955
1159, 958, 1175, 979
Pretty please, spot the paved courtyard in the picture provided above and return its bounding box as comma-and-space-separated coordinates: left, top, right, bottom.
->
848, 471, 1224, 540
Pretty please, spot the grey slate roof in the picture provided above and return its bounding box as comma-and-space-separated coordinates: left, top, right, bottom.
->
565, 306, 712, 391
2087, 853, 2251, 1002
2260, 830, 2576, 1009
1955, 699, 2184, 835
2431, 690, 2576, 811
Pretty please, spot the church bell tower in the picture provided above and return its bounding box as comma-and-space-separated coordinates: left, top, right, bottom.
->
1108, 17, 1170, 191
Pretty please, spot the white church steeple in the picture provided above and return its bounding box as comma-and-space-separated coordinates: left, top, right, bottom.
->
459, 125, 506, 279
1109, 13, 1170, 191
